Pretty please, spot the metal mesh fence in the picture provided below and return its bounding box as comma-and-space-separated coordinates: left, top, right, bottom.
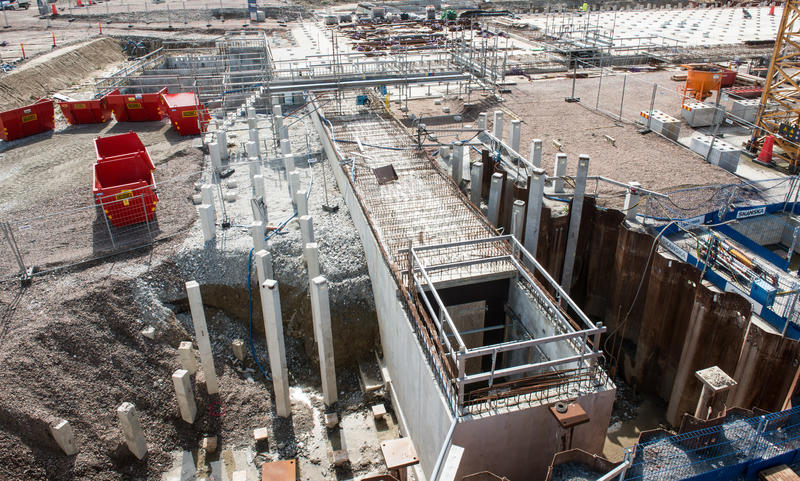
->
624, 406, 800, 481
0, 170, 202, 281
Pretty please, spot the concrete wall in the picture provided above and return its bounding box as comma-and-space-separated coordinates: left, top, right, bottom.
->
452, 389, 615, 481
311, 106, 453, 478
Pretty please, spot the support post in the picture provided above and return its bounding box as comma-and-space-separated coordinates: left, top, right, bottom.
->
493, 110, 504, 142
260, 279, 291, 417
296, 190, 308, 217
249, 222, 266, 253
116, 402, 147, 460
178, 341, 197, 375
305, 242, 320, 280
529, 139, 542, 168
254, 249, 274, 284
171, 369, 197, 424
511, 199, 525, 241
299, 215, 315, 244
216, 131, 228, 160
553, 153, 567, 193
200, 184, 215, 220
452, 142, 463, 186
524, 170, 545, 260
470, 162, 483, 205
253, 174, 265, 199
510, 119, 521, 154
246, 141, 259, 160
310, 276, 338, 406
487, 173, 504, 227
560, 155, 589, 292
199, 205, 215, 242
185, 281, 219, 394
249, 127, 260, 146
208, 141, 221, 172
623, 182, 641, 222
477, 112, 487, 130
288, 171, 300, 207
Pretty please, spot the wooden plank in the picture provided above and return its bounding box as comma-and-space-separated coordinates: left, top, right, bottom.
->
760, 464, 800, 481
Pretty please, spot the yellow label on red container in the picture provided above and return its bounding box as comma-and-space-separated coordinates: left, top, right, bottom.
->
182, 110, 198, 118
73, 103, 86, 109
21, 113, 37, 123
116, 190, 133, 201
127, 102, 142, 110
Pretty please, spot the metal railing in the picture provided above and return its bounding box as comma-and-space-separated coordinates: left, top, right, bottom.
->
621, 405, 800, 480
408, 235, 609, 416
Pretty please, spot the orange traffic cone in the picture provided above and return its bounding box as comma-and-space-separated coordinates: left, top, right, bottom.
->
757, 135, 775, 165
769, 3, 775, 15
50, 3, 57, 15
76, 0, 82, 6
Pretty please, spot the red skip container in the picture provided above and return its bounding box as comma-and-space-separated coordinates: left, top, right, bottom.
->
161, 91, 210, 135
94, 131, 155, 171
0, 98, 55, 141
106, 87, 168, 122
58, 89, 118, 125
93, 157, 158, 227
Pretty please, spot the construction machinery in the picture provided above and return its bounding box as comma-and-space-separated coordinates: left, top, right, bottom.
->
749, 0, 800, 169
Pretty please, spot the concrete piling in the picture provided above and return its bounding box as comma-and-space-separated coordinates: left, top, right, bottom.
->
310, 276, 337, 407
553, 153, 567, 193
249, 222, 266, 253
178, 341, 198, 375
623, 182, 642, 222
208, 141, 222, 172
253, 174, 265, 199
493, 111, 504, 142
200, 184, 215, 218
470, 162, 483, 205
259, 279, 291, 417
116, 402, 147, 460
254, 249, 274, 284
216, 131, 228, 160
487, 173, 504, 227
249, 128, 259, 146
198, 205, 215, 242
511, 199, 525, 241
561, 155, 590, 293
299, 215, 315, 244
232, 339, 246, 361
246, 141, 259, 160
172, 369, 197, 424
304, 242, 320, 279
477, 112, 487, 131
185, 281, 219, 395
452, 142, 463, 185
281, 138, 292, 157
529, 139, 542, 168
524, 170, 545, 260
296, 190, 309, 217
510, 120, 521, 154
50, 419, 78, 455
288, 171, 301, 207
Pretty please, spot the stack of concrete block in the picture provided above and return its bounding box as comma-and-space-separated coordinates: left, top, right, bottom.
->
639, 110, 681, 141
689, 133, 741, 173
730, 98, 759, 123
682, 102, 724, 127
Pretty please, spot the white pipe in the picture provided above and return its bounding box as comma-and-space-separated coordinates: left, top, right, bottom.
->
430, 417, 459, 481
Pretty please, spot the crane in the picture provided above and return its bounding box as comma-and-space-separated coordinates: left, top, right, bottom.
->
748, 0, 800, 170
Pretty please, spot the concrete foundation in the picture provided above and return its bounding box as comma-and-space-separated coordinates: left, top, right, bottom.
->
199, 205, 215, 242
259, 279, 291, 417
178, 341, 198, 375
487, 173, 504, 226
299, 215, 315, 244
50, 419, 78, 456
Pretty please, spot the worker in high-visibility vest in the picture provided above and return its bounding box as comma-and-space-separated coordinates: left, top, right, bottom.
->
580, 2, 588, 11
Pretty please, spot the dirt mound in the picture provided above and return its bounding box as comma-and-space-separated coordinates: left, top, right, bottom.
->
0, 38, 125, 109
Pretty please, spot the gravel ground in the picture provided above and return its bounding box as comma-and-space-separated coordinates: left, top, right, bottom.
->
551, 461, 605, 481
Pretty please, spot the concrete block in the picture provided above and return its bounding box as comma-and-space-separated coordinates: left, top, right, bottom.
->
299, 215, 315, 245
325, 412, 339, 428
730, 98, 759, 123
372, 404, 387, 420
640, 110, 681, 141
311, 276, 337, 407
253, 427, 269, 441
689, 133, 741, 173
232, 339, 246, 361
199, 205, 215, 242
178, 341, 198, 375
116, 402, 147, 460
172, 369, 197, 424
487, 173, 504, 227
333, 449, 349, 466
50, 419, 78, 456
682, 102, 722, 127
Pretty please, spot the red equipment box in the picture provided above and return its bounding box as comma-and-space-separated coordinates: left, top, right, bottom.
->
106, 87, 168, 122
93, 156, 158, 228
0, 98, 55, 141
161, 92, 210, 135
58, 89, 118, 125
94, 131, 155, 171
